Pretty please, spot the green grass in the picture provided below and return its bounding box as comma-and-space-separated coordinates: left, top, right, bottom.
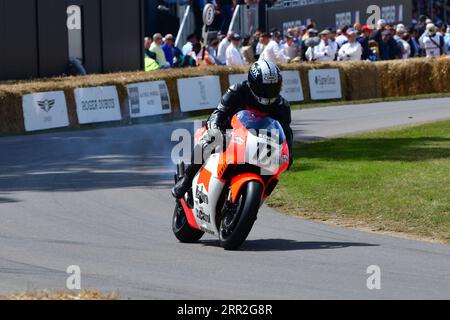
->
267, 120, 450, 243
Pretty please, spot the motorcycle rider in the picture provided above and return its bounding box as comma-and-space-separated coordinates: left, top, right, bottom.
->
172, 60, 294, 199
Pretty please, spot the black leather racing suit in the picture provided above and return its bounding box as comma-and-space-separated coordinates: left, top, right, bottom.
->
175, 81, 294, 197
207, 81, 294, 158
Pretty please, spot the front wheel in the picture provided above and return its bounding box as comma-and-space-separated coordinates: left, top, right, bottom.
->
172, 202, 204, 243
220, 181, 263, 250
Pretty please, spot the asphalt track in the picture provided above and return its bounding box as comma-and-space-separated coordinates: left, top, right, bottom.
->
1, 98, 450, 299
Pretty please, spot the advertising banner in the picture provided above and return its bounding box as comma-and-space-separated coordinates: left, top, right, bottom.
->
308, 69, 342, 100
127, 81, 172, 118
22, 91, 69, 132
177, 76, 222, 112
74, 86, 122, 124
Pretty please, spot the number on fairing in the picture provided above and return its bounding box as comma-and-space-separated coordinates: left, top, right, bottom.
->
247, 131, 280, 169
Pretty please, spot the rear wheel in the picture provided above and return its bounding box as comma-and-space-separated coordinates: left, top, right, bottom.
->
219, 181, 263, 250
172, 202, 204, 243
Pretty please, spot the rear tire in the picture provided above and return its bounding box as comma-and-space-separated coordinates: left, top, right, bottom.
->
172, 202, 204, 243
219, 181, 263, 251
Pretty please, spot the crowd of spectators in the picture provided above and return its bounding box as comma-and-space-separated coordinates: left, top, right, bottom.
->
144, 15, 450, 71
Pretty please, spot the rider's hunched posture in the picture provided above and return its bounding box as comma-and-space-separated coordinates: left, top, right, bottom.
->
172, 60, 294, 199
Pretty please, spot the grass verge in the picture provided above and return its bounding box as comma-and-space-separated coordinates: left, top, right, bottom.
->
267, 120, 450, 243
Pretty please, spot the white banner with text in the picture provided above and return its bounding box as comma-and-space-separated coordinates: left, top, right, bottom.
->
74, 86, 122, 124
127, 81, 172, 118
308, 69, 342, 100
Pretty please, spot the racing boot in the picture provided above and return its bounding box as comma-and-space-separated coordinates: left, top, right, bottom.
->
171, 163, 202, 199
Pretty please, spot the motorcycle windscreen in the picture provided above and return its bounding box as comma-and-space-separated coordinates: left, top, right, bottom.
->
233, 110, 286, 145
233, 110, 286, 175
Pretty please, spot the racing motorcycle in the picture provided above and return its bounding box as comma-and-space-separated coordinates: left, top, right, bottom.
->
172, 110, 290, 250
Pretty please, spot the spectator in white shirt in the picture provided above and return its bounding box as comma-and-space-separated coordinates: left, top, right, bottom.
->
259, 32, 290, 64
335, 27, 349, 48
226, 33, 245, 65
182, 34, 198, 56
421, 23, 446, 58
306, 29, 337, 62
282, 33, 300, 60
338, 28, 362, 61
217, 31, 233, 65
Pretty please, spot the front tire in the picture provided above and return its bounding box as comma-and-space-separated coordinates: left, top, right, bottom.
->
172, 202, 204, 243
220, 181, 263, 250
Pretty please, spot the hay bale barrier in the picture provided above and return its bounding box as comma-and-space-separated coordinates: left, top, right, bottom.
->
1, 57, 449, 135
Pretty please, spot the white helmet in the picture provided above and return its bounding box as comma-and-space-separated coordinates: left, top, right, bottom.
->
426, 23, 437, 35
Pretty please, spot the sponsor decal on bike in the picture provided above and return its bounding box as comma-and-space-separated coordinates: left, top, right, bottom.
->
195, 186, 209, 205
196, 208, 211, 224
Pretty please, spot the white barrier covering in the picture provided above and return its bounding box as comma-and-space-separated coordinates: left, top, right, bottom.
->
228, 71, 304, 102
308, 69, 342, 100
280, 70, 304, 102
74, 86, 122, 124
22, 91, 69, 132
127, 81, 172, 118
177, 76, 222, 112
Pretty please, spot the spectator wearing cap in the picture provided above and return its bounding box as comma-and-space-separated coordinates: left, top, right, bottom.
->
301, 28, 319, 61
394, 24, 410, 60
370, 19, 387, 45
226, 33, 245, 66
338, 28, 362, 61
259, 31, 290, 64
217, 31, 233, 65
282, 33, 301, 60
378, 29, 400, 60
306, 29, 336, 62
358, 25, 373, 60
150, 33, 170, 69
162, 34, 175, 67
